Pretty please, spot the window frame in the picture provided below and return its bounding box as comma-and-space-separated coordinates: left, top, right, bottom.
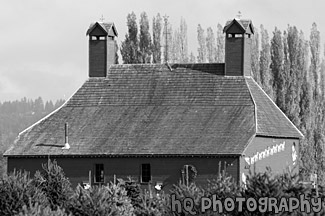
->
94, 163, 104, 183
140, 163, 151, 184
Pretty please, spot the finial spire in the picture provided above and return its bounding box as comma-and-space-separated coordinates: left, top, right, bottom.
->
99, 15, 105, 22
236, 11, 242, 20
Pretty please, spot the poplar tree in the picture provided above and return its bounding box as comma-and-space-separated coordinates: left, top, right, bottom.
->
286, 25, 300, 126
259, 25, 272, 97
121, 12, 139, 64
310, 22, 321, 100
282, 30, 291, 116
139, 12, 152, 63
152, 13, 162, 63
309, 22, 325, 179
251, 26, 260, 84
206, 27, 216, 63
171, 29, 181, 63
180, 18, 188, 63
197, 24, 207, 63
216, 23, 225, 63
271, 27, 285, 111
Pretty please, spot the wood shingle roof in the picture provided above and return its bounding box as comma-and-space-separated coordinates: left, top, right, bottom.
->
4, 64, 302, 157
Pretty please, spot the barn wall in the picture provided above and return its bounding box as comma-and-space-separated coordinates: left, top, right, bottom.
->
7, 156, 239, 191
240, 136, 299, 184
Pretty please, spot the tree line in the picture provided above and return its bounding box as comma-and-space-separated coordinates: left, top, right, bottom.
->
0, 97, 65, 174
120, 12, 226, 64
253, 23, 325, 184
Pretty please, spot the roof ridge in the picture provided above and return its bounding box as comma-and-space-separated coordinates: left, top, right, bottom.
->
244, 77, 257, 134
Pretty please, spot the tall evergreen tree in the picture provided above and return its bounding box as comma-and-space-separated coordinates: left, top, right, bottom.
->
139, 12, 152, 63
121, 12, 139, 64
152, 13, 162, 63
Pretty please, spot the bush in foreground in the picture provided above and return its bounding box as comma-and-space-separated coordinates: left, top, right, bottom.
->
0, 170, 48, 216
66, 183, 134, 216
33, 159, 73, 210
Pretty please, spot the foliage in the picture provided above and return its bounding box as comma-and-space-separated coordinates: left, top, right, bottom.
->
1, 163, 325, 215
215, 23, 225, 63
171, 181, 205, 215
15, 202, 70, 216
0, 170, 48, 216
152, 13, 162, 63
259, 24, 272, 98
66, 183, 134, 216
197, 24, 207, 63
33, 159, 72, 210
139, 12, 152, 63
121, 12, 140, 64
0, 97, 65, 176
206, 27, 216, 63
251, 26, 260, 84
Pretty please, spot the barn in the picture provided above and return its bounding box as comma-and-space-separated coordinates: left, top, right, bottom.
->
4, 17, 303, 191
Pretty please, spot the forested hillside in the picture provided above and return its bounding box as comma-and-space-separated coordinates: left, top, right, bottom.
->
0, 97, 65, 175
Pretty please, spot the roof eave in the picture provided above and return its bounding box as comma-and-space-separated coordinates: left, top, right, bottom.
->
5, 153, 242, 158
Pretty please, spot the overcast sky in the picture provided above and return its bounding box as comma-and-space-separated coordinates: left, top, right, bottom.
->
0, 0, 324, 102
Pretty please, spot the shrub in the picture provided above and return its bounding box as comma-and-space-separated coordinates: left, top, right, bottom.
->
170, 181, 205, 215
66, 182, 134, 216
0, 170, 47, 216
15, 202, 70, 216
119, 178, 142, 208
134, 191, 172, 216
33, 159, 72, 210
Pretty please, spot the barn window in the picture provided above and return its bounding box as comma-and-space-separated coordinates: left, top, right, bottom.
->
94, 164, 104, 183
141, 163, 151, 183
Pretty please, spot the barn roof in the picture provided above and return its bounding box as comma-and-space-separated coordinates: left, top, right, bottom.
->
4, 64, 302, 157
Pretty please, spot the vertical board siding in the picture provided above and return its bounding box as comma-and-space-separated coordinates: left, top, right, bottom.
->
243, 38, 252, 76
89, 40, 107, 77
106, 38, 115, 65
225, 38, 243, 76
8, 156, 239, 191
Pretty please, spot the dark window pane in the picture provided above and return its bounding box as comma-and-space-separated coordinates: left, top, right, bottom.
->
141, 164, 151, 183
95, 164, 104, 183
